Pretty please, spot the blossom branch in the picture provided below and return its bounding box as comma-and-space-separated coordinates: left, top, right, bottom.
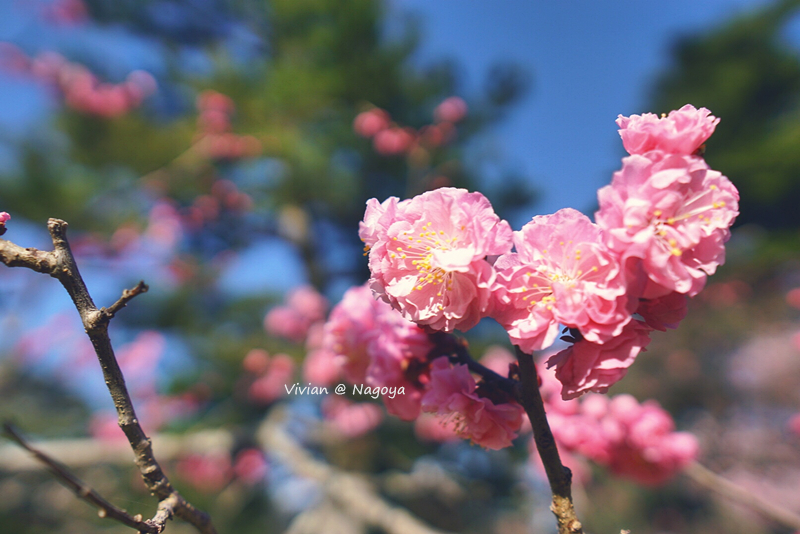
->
684, 461, 800, 531
3, 423, 161, 533
515, 346, 583, 534
0, 219, 216, 534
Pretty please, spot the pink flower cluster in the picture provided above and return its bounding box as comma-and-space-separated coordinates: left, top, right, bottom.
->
322, 284, 434, 420
353, 96, 467, 156
421, 357, 524, 450
243, 349, 297, 405
0, 45, 157, 117
551, 392, 698, 485
264, 285, 329, 343
359, 105, 738, 400
193, 90, 261, 160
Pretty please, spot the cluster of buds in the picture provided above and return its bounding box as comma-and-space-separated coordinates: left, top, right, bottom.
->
193, 90, 261, 161
0, 44, 157, 118
353, 96, 467, 156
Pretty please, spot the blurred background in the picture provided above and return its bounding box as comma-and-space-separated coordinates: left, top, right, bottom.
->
1, 0, 800, 532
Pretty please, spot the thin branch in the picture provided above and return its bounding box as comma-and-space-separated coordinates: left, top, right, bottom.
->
684, 461, 800, 531
0, 220, 216, 534
3, 423, 161, 534
103, 280, 149, 320
515, 346, 583, 534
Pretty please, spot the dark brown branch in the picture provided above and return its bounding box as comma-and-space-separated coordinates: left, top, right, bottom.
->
0, 219, 216, 534
3, 423, 161, 534
515, 346, 583, 534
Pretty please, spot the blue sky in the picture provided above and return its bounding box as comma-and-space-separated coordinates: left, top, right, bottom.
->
391, 0, 778, 216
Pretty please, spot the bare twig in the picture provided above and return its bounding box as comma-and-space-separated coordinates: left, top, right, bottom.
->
104, 280, 149, 320
0, 220, 216, 534
684, 461, 800, 530
515, 346, 583, 534
3, 423, 161, 533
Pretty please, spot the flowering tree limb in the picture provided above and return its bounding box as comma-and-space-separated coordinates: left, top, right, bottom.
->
0, 218, 216, 534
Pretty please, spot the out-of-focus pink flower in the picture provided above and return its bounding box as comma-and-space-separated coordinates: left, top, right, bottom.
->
421, 357, 524, 450
353, 108, 390, 137
248, 354, 295, 405
434, 97, 467, 123
414, 413, 461, 443
176, 452, 232, 493
545, 393, 697, 485
546, 320, 652, 400
528, 436, 592, 485
197, 90, 235, 114
362, 187, 513, 332
265, 286, 328, 343
43, 0, 89, 25
789, 413, 800, 436
603, 395, 699, 485
636, 292, 688, 331
596, 152, 739, 297
478, 345, 516, 377
323, 284, 384, 383
373, 127, 415, 155
492, 208, 631, 352
287, 286, 329, 323
233, 448, 268, 485
0, 211, 9, 235
303, 348, 340, 386
243, 349, 271, 375
617, 104, 719, 156
322, 397, 383, 438
264, 306, 308, 343
366, 311, 434, 420
322, 283, 434, 419
786, 288, 800, 309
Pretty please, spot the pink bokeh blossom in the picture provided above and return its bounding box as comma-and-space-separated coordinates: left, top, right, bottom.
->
322, 397, 383, 438
362, 187, 513, 332
353, 108, 390, 138
248, 353, 296, 405
546, 320, 652, 400
434, 96, 467, 123
421, 357, 524, 450
617, 104, 719, 156
596, 152, 738, 296
492, 208, 631, 352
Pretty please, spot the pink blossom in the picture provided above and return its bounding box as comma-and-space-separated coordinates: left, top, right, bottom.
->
373, 127, 415, 155
602, 395, 699, 485
322, 397, 383, 438
353, 108, 390, 137
362, 188, 513, 332
478, 345, 515, 377
434, 97, 468, 123
421, 357, 524, 450
323, 283, 435, 419
248, 354, 295, 405
789, 414, 800, 437
323, 284, 387, 383
636, 291, 688, 331
414, 413, 461, 443
303, 348, 340, 386
546, 320, 652, 400
617, 104, 719, 156
786, 288, 800, 309
0, 211, 9, 235
287, 285, 329, 323
177, 452, 232, 493
596, 152, 739, 296
492, 208, 631, 352
264, 306, 309, 343
242, 349, 271, 375
233, 448, 268, 485
366, 312, 434, 420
